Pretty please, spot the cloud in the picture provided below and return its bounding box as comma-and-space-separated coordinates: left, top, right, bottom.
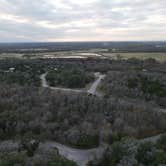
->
0, 0, 165, 42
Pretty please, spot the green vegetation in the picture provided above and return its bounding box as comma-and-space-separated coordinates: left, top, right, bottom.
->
71, 134, 99, 149
89, 136, 166, 166
46, 68, 94, 88
128, 75, 166, 98
48, 156, 77, 166
0, 152, 77, 166
0, 152, 27, 166
156, 134, 166, 151
0, 57, 165, 165
109, 142, 128, 165
88, 141, 128, 166
136, 142, 166, 166
0, 71, 40, 86
136, 142, 155, 165
0, 60, 44, 86
19, 139, 39, 157
0, 85, 109, 148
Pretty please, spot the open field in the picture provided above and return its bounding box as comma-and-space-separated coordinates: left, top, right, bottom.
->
0, 53, 24, 59
103, 52, 166, 62
1, 49, 166, 62
0, 50, 105, 59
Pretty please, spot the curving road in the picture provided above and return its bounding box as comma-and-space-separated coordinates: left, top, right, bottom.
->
39, 72, 166, 165
40, 72, 105, 96
1, 133, 166, 166
40, 72, 48, 88
0, 140, 105, 166
40, 72, 83, 93
39, 142, 105, 166
87, 72, 106, 97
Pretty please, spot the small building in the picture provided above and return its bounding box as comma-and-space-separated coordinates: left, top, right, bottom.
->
142, 69, 147, 72
9, 67, 15, 72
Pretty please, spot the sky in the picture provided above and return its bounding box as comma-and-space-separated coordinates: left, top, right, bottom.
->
0, 0, 166, 42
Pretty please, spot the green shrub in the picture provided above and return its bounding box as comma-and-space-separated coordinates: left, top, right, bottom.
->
128, 76, 166, 98
127, 78, 138, 88
110, 142, 128, 165
19, 139, 39, 157
47, 156, 77, 166
136, 142, 155, 165
0, 153, 27, 166
153, 151, 166, 166
71, 134, 99, 149
91, 142, 128, 166
156, 134, 166, 151
109, 133, 124, 145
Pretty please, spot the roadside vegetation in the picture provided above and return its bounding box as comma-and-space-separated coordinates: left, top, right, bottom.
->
88, 134, 166, 166
0, 150, 77, 166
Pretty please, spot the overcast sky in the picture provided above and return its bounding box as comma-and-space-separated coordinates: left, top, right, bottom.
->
0, 0, 165, 42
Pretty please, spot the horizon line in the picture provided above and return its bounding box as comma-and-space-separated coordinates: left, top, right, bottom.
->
0, 40, 166, 44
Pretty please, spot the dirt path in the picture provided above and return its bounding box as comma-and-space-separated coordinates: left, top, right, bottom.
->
139, 133, 165, 144
0, 140, 105, 166
40, 72, 105, 96
40, 73, 83, 93
39, 142, 105, 166
158, 108, 166, 114
40, 73, 48, 88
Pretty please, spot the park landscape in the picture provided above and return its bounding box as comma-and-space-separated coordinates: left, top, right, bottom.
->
0, 42, 166, 165
0, 0, 166, 165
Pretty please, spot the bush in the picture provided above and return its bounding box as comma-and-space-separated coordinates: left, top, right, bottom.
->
47, 156, 77, 166
152, 151, 166, 166
109, 133, 124, 145
90, 142, 128, 166
0, 152, 27, 166
72, 134, 99, 149
156, 134, 166, 151
19, 139, 39, 157
128, 76, 166, 98
136, 146, 166, 166
110, 142, 128, 165
136, 142, 155, 165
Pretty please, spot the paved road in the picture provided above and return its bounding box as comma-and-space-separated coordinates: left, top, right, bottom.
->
40, 73, 48, 87
40, 72, 105, 96
88, 73, 106, 97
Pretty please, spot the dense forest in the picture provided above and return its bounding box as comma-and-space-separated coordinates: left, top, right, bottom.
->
88, 134, 166, 166
46, 68, 94, 88
100, 70, 166, 107
0, 57, 166, 165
